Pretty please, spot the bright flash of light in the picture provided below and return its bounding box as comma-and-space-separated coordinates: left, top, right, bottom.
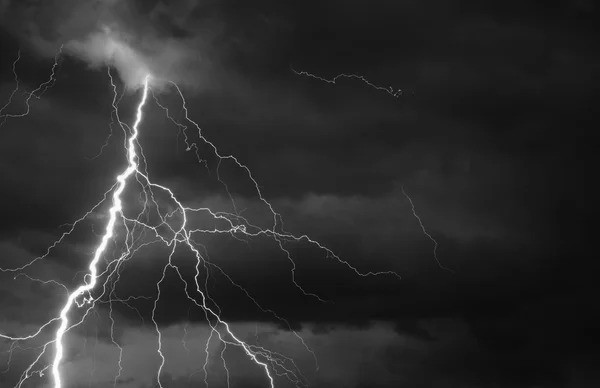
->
48, 73, 151, 388
0, 49, 406, 388
291, 67, 403, 98
290, 66, 449, 271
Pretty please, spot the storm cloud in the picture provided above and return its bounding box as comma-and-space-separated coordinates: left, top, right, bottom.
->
0, 0, 596, 387
0, 0, 219, 90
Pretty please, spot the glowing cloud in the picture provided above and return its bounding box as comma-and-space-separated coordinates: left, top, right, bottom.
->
0, 0, 207, 91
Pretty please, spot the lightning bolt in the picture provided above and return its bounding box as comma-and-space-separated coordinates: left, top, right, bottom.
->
0, 50, 21, 123
291, 67, 402, 98
0, 50, 405, 388
401, 185, 454, 273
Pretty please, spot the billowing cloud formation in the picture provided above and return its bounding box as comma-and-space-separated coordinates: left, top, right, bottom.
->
0, 0, 211, 90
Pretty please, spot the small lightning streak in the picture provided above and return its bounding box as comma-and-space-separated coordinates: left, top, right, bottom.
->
401, 185, 454, 273
291, 67, 402, 98
0, 46, 63, 128
0, 51, 21, 123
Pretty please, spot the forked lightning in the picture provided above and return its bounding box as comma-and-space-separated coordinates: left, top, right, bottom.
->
0, 49, 411, 388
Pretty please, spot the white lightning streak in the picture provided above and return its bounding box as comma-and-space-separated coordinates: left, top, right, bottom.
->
401, 185, 454, 273
50, 75, 150, 388
291, 67, 402, 98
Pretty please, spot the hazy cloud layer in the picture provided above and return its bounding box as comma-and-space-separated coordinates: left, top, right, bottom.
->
5, 317, 575, 388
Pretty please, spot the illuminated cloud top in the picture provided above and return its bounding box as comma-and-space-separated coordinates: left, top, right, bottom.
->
0, 0, 209, 91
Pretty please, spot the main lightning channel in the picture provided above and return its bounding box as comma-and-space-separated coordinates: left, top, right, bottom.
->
50, 75, 150, 388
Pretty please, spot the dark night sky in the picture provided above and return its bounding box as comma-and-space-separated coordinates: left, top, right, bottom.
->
0, 0, 596, 387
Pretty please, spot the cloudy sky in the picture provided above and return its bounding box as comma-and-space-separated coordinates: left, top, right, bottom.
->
0, 0, 596, 387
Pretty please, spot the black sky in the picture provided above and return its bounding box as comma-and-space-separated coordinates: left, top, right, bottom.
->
0, 0, 597, 387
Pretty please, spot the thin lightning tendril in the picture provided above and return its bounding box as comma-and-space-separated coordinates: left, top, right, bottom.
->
291, 67, 402, 98
49, 74, 150, 388
291, 61, 451, 274
401, 185, 454, 273
0, 50, 21, 125
0, 51, 406, 388
0, 46, 63, 128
